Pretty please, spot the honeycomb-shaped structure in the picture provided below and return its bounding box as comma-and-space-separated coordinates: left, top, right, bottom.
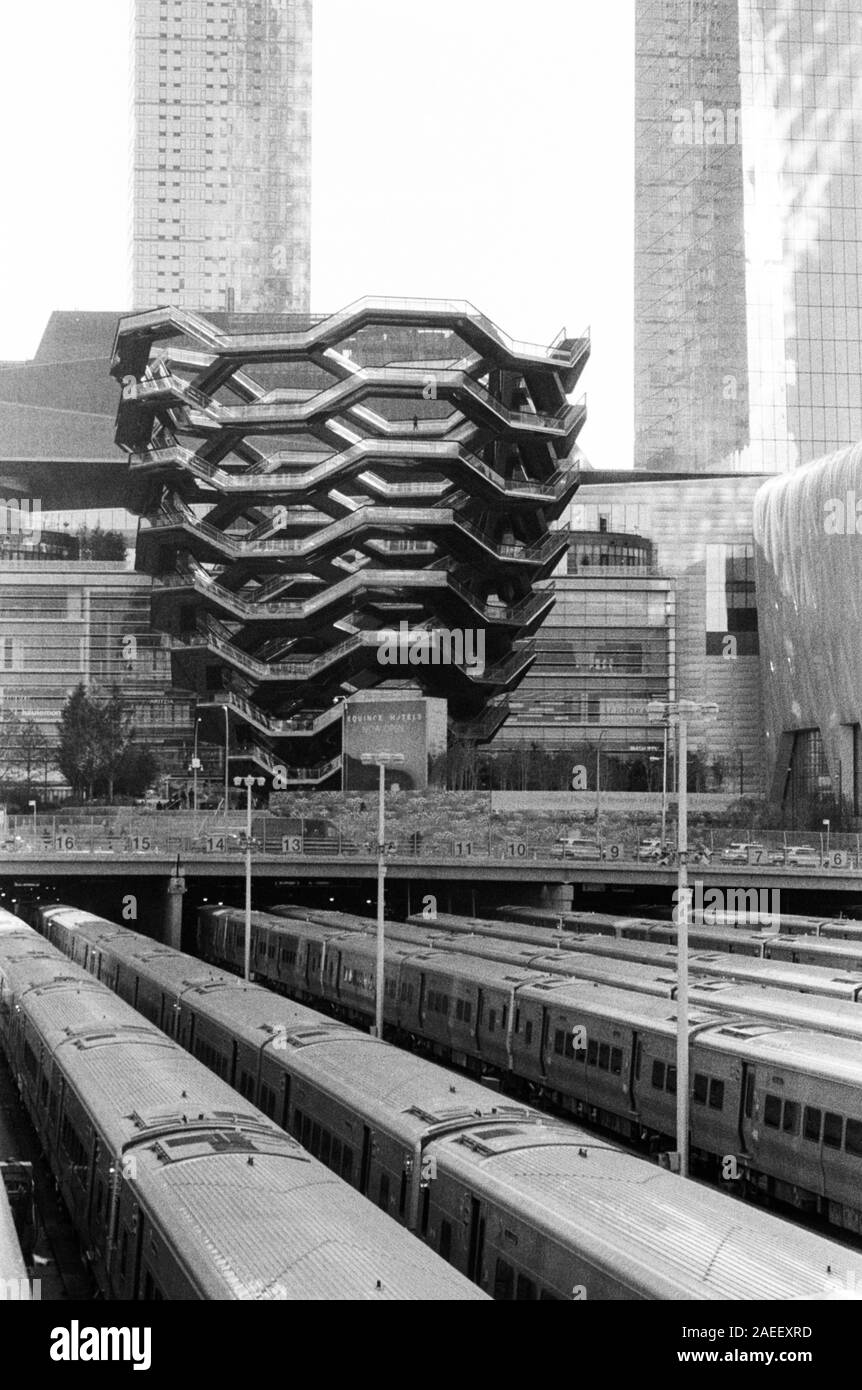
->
112, 298, 588, 785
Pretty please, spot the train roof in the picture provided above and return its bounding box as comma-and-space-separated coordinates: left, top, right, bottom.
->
0, 1182, 28, 1294
701, 1021, 862, 1084
435, 1129, 862, 1300
130, 1142, 486, 1300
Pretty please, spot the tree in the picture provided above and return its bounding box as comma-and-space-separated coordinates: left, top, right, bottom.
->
57, 686, 104, 799
56, 685, 136, 801
76, 525, 128, 562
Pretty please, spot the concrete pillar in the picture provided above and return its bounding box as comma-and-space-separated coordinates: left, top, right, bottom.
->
540, 882, 574, 914
163, 873, 186, 949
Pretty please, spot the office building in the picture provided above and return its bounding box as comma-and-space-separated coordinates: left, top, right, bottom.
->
543, 476, 768, 794
635, 1, 862, 474
132, 0, 312, 313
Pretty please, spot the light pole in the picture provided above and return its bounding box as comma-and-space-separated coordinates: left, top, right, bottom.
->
823, 818, 831, 861
191, 716, 202, 814
661, 721, 669, 851
28, 799, 36, 843
360, 750, 405, 1038
233, 774, 265, 981
595, 729, 608, 824
648, 699, 717, 1178
223, 706, 230, 821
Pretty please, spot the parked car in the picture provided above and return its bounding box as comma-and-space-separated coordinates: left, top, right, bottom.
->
720, 841, 767, 863
783, 845, 824, 869
637, 839, 664, 861
554, 836, 603, 861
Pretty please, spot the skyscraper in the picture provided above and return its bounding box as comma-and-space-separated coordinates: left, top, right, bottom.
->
635, 1, 862, 475
132, 0, 312, 314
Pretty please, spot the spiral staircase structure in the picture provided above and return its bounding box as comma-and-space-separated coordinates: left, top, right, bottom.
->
112, 298, 588, 786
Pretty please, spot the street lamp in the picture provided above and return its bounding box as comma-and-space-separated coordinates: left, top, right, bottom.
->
823, 818, 831, 861
28, 799, 36, 842
360, 751, 405, 1038
191, 716, 202, 814
595, 729, 608, 824
233, 774, 265, 981
648, 699, 718, 1178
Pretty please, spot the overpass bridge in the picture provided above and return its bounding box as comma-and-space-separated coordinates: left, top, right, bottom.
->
3, 838, 862, 947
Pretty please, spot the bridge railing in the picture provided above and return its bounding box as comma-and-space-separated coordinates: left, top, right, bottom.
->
2, 815, 862, 872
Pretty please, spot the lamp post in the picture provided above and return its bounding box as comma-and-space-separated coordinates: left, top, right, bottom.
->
648, 699, 718, 1177
661, 721, 669, 852
191, 716, 202, 814
823, 818, 831, 862
223, 706, 230, 821
595, 728, 608, 824
233, 774, 265, 982
28, 799, 36, 843
360, 751, 405, 1038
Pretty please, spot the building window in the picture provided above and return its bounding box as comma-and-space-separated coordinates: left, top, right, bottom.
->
705, 544, 759, 655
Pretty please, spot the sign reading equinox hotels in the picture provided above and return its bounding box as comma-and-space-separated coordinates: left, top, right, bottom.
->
343, 695, 446, 791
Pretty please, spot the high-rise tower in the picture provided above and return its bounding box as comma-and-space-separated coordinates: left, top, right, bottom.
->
635, 1, 862, 474
132, 0, 312, 314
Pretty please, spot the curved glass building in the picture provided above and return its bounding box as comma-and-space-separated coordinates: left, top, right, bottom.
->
754, 442, 862, 809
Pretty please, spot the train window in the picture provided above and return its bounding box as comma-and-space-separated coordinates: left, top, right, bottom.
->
587, 1039, 598, 1066
463, 1001, 472, 1024
634, 1041, 642, 1081
823, 1113, 843, 1150
501, 1007, 508, 1029
610, 1047, 622, 1076
494, 1259, 515, 1300
598, 1043, 610, 1071
553, 1029, 564, 1055
693, 1074, 708, 1105
488, 1010, 496, 1033
845, 1119, 862, 1157
803, 1107, 822, 1142
652, 1060, 665, 1089
782, 1100, 800, 1135
341, 1147, 353, 1183
514, 1009, 520, 1033
708, 1079, 724, 1111
516, 1274, 537, 1301
764, 1095, 781, 1129
525, 1021, 533, 1047
666, 1066, 677, 1095
331, 1138, 342, 1172
439, 1221, 452, 1261
378, 1173, 390, 1211
310, 1122, 321, 1156
320, 1130, 332, 1165
398, 1170, 407, 1218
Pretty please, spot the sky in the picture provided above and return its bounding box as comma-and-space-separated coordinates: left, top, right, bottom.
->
0, 0, 635, 466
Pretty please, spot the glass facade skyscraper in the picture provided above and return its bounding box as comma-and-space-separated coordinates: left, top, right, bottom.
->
132, 0, 312, 313
635, 0, 862, 475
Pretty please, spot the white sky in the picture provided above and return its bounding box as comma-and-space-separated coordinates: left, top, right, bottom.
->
0, 0, 634, 465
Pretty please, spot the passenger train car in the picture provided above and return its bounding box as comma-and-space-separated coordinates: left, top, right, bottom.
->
263, 907, 862, 1043
31, 904, 862, 1300
0, 910, 483, 1301
196, 902, 862, 1237
495, 906, 862, 973
0, 1179, 28, 1297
